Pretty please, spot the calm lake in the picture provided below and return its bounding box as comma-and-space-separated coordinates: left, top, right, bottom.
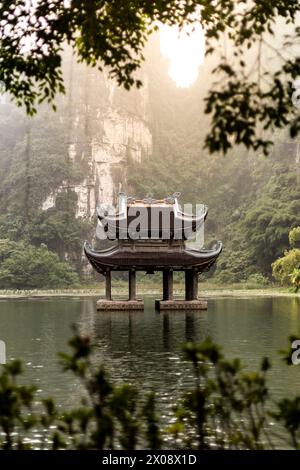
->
0, 295, 300, 427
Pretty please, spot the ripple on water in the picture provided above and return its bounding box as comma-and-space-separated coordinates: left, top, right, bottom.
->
0, 296, 299, 447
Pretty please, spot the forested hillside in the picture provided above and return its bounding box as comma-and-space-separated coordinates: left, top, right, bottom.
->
0, 55, 93, 282
0, 40, 299, 287
129, 39, 300, 283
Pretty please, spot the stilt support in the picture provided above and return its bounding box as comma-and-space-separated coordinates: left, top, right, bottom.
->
163, 269, 173, 301
185, 270, 198, 300
105, 270, 112, 300
192, 269, 198, 300
97, 269, 143, 311
156, 269, 206, 311
129, 270, 136, 301
185, 271, 192, 300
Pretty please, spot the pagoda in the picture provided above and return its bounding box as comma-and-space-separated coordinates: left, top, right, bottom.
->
84, 193, 222, 310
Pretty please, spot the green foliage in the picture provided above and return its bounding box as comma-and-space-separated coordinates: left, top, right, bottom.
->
0, 360, 37, 449
129, 119, 299, 282
272, 249, 300, 286
0, 9, 299, 286
2, 331, 300, 449
29, 192, 93, 269
273, 397, 300, 450
242, 174, 300, 274
290, 268, 300, 293
0, 106, 94, 277
169, 340, 271, 450
289, 227, 300, 248
272, 226, 300, 287
244, 273, 270, 289
0, 239, 78, 289
0, 1, 299, 153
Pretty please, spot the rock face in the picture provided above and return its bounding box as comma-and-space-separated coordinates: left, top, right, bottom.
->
42, 59, 152, 219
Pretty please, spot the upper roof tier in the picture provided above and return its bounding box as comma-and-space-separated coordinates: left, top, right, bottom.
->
97, 193, 208, 241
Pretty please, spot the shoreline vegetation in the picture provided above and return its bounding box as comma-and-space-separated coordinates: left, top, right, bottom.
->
0, 283, 299, 299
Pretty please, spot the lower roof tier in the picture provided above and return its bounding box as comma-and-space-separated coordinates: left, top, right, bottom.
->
84, 241, 222, 274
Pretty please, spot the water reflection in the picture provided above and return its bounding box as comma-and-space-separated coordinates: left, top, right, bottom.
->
0, 296, 300, 410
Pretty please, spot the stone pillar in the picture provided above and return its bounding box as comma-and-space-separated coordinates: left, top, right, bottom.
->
185, 271, 193, 300
163, 269, 173, 301
163, 271, 167, 300
167, 270, 173, 301
105, 270, 112, 300
185, 270, 198, 300
191, 269, 198, 300
129, 270, 136, 301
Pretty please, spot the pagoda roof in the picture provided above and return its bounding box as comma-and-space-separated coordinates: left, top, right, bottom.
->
84, 240, 222, 273
97, 192, 208, 241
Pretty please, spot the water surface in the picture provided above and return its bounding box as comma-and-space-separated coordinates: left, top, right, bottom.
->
0, 296, 300, 413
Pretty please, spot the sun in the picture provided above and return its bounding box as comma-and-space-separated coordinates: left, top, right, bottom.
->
159, 22, 205, 88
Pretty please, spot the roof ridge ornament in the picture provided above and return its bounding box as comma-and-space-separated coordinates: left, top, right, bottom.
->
164, 192, 181, 204
143, 192, 157, 204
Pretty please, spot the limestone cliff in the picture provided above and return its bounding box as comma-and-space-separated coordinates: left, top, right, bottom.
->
42, 57, 152, 219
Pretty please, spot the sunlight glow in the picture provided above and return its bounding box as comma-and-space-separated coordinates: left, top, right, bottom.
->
159, 22, 205, 88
